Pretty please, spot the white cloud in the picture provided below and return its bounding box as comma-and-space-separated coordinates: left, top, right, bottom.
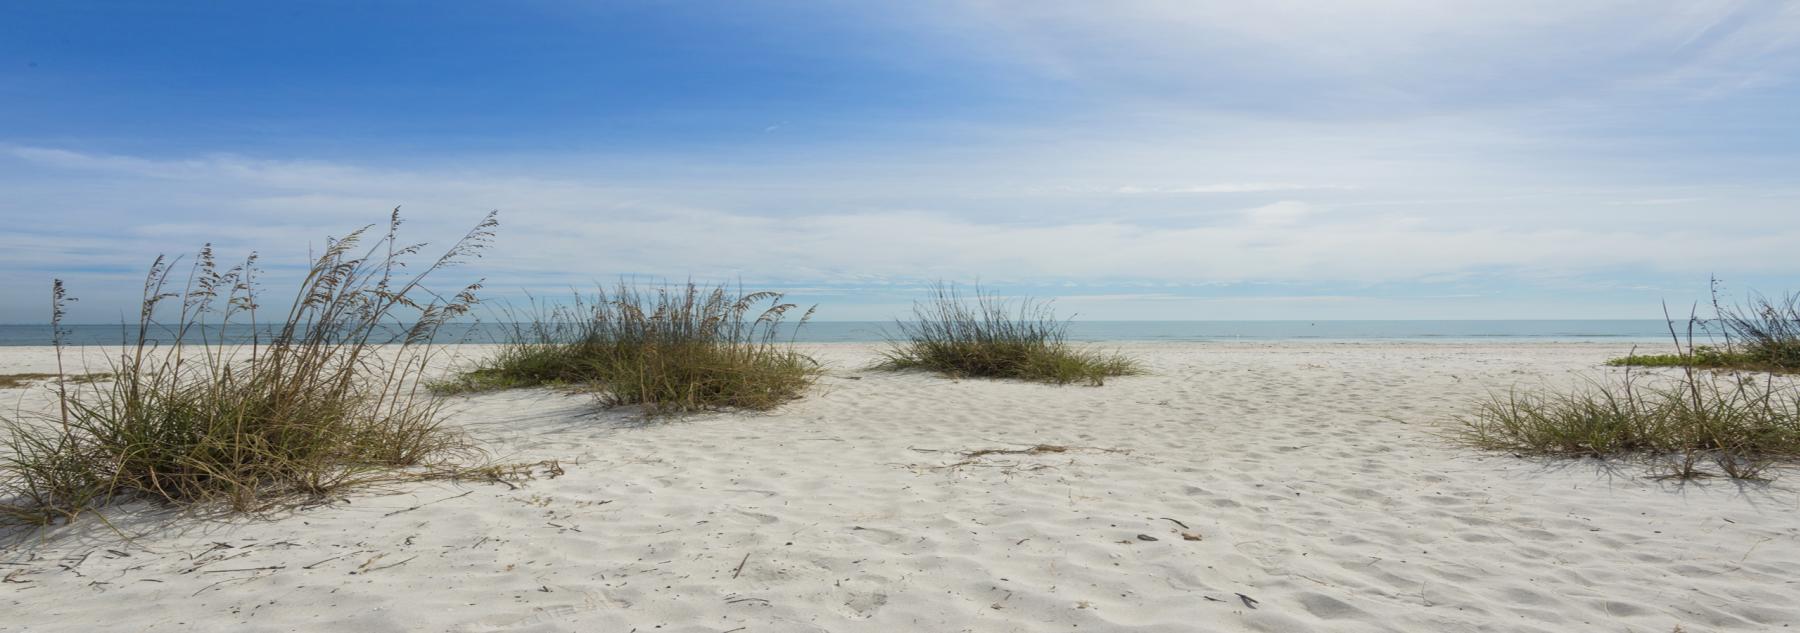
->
1243, 201, 1316, 227
928, 0, 1800, 103
5, 146, 1797, 309
1109, 183, 1351, 195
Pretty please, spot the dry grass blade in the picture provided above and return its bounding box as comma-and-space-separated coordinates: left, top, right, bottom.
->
915, 443, 1126, 473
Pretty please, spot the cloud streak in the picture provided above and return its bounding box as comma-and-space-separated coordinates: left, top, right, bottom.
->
3, 141, 1797, 321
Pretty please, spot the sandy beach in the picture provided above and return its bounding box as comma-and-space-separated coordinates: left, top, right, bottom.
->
2, 342, 1796, 632
10, 1, 1800, 629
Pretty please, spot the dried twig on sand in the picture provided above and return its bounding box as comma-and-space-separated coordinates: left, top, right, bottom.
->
382, 490, 474, 518
910, 443, 1128, 473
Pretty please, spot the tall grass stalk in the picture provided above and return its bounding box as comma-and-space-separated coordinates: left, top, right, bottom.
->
439, 282, 821, 415
874, 283, 1140, 385
1, 210, 500, 525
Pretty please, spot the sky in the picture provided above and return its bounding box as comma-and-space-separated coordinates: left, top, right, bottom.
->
2, 1, 1798, 322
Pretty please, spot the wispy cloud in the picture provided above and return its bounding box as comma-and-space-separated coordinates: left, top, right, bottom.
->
3, 142, 1797, 321
925, 0, 1800, 106
1110, 183, 1351, 195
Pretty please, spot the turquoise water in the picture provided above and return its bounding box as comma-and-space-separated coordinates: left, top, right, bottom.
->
0, 320, 1693, 346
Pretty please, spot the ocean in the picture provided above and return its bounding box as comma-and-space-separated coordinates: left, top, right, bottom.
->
0, 320, 1699, 346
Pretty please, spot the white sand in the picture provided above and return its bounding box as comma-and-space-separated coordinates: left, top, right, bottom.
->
2, 342, 1797, 632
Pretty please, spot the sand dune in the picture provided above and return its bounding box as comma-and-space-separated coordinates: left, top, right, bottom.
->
3, 342, 1796, 632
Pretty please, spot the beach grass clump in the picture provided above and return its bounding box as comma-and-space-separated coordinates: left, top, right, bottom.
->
1, 211, 499, 525
438, 283, 821, 415
1460, 362, 1800, 480
1605, 346, 1765, 371
0, 373, 111, 389
1715, 291, 1800, 370
874, 283, 1140, 386
1609, 287, 1800, 373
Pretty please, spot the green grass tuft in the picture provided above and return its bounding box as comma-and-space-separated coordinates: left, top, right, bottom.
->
1461, 365, 1800, 480
1603, 346, 1791, 372
1470, 287, 1800, 480
1608, 285, 1800, 373
437, 282, 822, 415
873, 283, 1141, 386
2, 210, 501, 526
0, 373, 111, 389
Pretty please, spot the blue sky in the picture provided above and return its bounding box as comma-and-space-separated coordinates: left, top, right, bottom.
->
3, 1, 1798, 322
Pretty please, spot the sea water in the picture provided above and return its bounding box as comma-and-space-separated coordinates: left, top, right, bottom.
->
0, 320, 1695, 346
